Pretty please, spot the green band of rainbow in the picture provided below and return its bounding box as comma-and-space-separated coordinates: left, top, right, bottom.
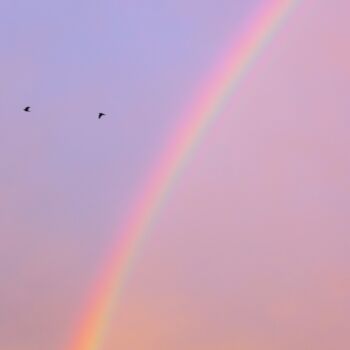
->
65, 1, 299, 349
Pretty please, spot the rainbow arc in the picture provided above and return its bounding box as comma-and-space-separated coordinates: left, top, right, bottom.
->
65, 1, 299, 349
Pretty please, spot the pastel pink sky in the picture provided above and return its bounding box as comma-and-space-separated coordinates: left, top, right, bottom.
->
0, 0, 349, 349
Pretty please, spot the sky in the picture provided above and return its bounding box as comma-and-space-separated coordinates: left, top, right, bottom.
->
1, 0, 350, 349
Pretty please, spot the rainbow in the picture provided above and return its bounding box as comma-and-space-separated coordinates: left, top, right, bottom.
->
66, 1, 299, 349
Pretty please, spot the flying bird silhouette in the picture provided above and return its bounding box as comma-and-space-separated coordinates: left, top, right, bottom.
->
24, 106, 31, 112
98, 113, 106, 119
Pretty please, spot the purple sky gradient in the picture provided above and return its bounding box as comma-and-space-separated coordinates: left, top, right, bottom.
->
1, 1, 349, 349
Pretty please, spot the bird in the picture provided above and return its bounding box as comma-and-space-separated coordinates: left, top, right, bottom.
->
24, 106, 31, 112
98, 113, 106, 119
